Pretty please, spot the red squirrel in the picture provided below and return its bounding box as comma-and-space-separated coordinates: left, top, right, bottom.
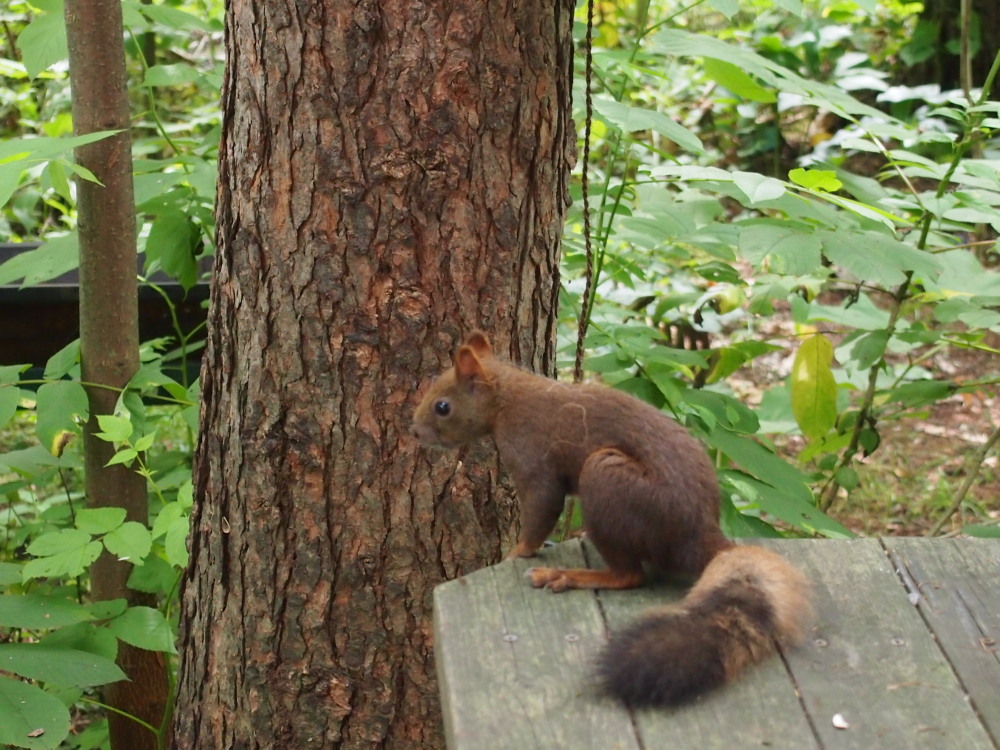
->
412, 331, 812, 706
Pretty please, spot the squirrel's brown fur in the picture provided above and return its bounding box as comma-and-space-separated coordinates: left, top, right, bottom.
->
412, 332, 811, 706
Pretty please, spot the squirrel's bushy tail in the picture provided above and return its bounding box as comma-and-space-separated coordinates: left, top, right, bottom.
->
597, 545, 811, 707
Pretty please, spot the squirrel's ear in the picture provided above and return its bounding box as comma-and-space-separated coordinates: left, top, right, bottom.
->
465, 331, 493, 359
454, 345, 487, 382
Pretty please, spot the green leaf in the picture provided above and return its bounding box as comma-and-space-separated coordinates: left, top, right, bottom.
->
43, 340, 80, 380
15, 0, 67, 79
164, 516, 190, 568
35, 381, 88, 455
708, 427, 815, 504
0, 644, 126, 687
790, 333, 838, 440
0, 385, 20, 429
0, 594, 93, 629
75, 508, 126, 535
0, 364, 29, 385
105, 447, 139, 467
721, 470, 853, 538
39, 622, 118, 662
106, 606, 176, 653
847, 330, 889, 371
705, 0, 739, 18
819, 230, 940, 286
733, 172, 785, 205
0, 675, 69, 749
138, 3, 216, 31
0, 234, 79, 288
789, 168, 842, 192
0, 562, 24, 585
702, 58, 775, 102
145, 211, 199, 289
143, 63, 201, 88
103, 522, 152, 564
93, 414, 133, 444
23, 531, 103, 581
739, 225, 823, 275
591, 95, 704, 153
964, 524, 1000, 538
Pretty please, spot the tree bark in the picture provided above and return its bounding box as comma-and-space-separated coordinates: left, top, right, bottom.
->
64, 1, 169, 748
173, 0, 574, 748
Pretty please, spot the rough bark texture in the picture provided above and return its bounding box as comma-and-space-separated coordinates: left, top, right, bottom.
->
172, 0, 575, 748
64, 1, 169, 748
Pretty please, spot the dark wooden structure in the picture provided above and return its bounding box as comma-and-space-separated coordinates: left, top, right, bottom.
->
435, 538, 1000, 749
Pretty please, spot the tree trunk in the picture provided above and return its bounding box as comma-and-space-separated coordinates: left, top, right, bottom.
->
172, 0, 575, 748
64, 1, 169, 748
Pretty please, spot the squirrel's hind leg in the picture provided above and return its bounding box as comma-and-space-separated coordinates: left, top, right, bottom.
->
526, 448, 652, 593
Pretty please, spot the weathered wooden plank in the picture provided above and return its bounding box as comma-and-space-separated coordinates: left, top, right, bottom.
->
433, 540, 641, 750
883, 537, 1000, 746
589, 539, 822, 750
770, 538, 995, 750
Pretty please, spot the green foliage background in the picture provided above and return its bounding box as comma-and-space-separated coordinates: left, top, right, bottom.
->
0, 0, 998, 746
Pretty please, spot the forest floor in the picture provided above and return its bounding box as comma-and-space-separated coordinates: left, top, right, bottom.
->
729, 324, 1000, 538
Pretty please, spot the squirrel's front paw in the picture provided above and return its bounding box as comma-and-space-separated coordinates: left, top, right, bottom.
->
526, 567, 571, 592
506, 541, 540, 560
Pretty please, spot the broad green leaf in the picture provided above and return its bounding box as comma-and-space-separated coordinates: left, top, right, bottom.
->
708, 427, 815, 505
143, 63, 201, 88
105, 447, 139, 467
128, 555, 180, 594
0, 364, 28, 385
106, 606, 176, 653
703, 58, 775, 102
165, 515, 191, 568
964, 524, 1000, 538
0, 562, 23, 585
0, 446, 75, 476
733, 172, 785, 204
145, 211, 199, 289
103, 522, 152, 563
789, 168, 842, 192
35, 381, 88, 455
705, 0, 738, 18
86, 599, 128, 621
847, 330, 889, 370
43, 340, 80, 380
75, 508, 126, 535
45, 159, 71, 203
791, 333, 838, 440
0, 385, 20, 429
138, 3, 216, 31
739, 225, 823, 275
15, 0, 67, 79
0, 675, 69, 749
0, 594, 93, 629
0, 644, 126, 687
719, 492, 782, 538
0, 234, 79, 288
23, 531, 103, 580
39, 622, 118, 662
151, 501, 185, 540
721, 470, 853, 538
819, 230, 940, 286
651, 29, 887, 122
592, 95, 704, 154
94, 414, 133, 444
882, 380, 951, 409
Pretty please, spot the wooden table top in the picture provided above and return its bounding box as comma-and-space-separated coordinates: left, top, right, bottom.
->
434, 537, 1000, 749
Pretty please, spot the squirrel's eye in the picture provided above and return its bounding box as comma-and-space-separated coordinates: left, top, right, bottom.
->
433, 400, 451, 417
